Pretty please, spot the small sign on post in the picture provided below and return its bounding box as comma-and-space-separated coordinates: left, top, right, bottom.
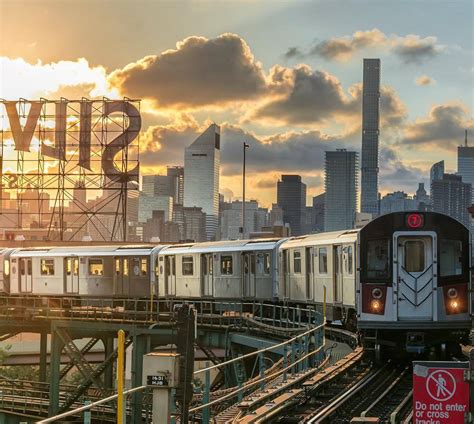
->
413, 361, 470, 424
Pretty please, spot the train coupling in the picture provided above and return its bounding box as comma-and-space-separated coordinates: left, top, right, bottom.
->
406, 332, 425, 354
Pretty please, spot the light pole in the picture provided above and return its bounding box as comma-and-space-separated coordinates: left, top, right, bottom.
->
242, 142, 249, 239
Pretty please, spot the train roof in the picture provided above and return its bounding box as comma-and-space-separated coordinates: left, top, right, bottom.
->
161, 238, 286, 255
9, 245, 165, 258
281, 229, 359, 248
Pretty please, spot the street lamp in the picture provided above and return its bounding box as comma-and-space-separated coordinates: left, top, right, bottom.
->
242, 142, 250, 239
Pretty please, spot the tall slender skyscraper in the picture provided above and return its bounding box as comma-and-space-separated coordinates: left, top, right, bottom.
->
325, 150, 358, 231
360, 58, 381, 217
184, 124, 220, 240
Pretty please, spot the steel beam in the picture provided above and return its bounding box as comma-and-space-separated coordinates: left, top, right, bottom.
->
229, 333, 286, 355
48, 328, 63, 416
131, 334, 147, 423
39, 332, 47, 382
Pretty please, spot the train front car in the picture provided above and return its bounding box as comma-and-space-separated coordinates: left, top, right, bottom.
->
357, 211, 471, 359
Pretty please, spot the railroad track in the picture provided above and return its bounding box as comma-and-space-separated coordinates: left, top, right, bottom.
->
302, 362, 412, 424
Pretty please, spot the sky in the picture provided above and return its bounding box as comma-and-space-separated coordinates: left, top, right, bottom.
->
0, 0, 473, 208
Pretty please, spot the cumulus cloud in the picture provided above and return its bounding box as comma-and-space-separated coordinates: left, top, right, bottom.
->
379, 146, 429, 194
249, 66, 406, 127
140, 117, 356, 177
108, 33, 267, 108
0, 57, 114, 99
401, 102, 473, 150
415, 75, 436, 86
285, 29, 444, 63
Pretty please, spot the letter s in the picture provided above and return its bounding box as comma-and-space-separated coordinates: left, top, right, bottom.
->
101, 101, 140, 183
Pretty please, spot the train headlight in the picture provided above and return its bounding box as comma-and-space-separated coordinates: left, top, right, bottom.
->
370, 300, 381, 312
371, 288, 383, 299
447, 288, 458, 299
449, 300, 459, 311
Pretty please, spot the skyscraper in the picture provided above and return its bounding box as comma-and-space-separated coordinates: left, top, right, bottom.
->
277, 175, 306, 236
432, 174, 472, 227
430, 160, 445, 196
360, 58, 381, 217
184, 124, 220, 240
167, 166, 184, 205
457, 131, 474, 203
325, 150, 358, 231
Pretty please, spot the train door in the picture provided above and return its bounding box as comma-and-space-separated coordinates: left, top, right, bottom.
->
396, 236, 434, 320
242, 252, 256, 298
19, 258, 32, 293
201, 254, 213, 297
164, 256, 176, 296
64, 257, 79, 294
305, 247, 313, 300
333, 246, 343, 303
114, 257, 130, 296
283, 250, 290, 299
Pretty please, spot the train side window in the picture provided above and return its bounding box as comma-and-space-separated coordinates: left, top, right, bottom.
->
115, 259, 121, 275
264, 253, 271, 275
440, 239, 462, 277
141, 258, 148, 276
40, 259, 55, 276
182, 256, 194, 276
293, 251, 302, 274
404, 240, 425, 272
20, 260, 25, 276
318, 248, 328, 274
4, 259, 10, 276
132, 258, 140, 276
89, 259, 104, 276
346, 246, 353, 275
367, 239, 390, 279
221, 255, 233, 275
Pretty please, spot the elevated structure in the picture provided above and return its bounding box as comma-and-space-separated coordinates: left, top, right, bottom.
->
184, 124, 220, 241
360, 58, 381, 217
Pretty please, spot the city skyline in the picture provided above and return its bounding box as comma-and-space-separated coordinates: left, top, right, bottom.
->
0, 0, 473, 209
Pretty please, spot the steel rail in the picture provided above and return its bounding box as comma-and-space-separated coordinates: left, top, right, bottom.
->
361, 366, 409, 417
36, 385, 146, 423
189, 342, 325, 413
306, 365, 387, 423
390, 389, 413, 424
194, 320, 325, 376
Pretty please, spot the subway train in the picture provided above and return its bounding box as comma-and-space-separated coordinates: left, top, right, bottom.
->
0, 211, 471, 356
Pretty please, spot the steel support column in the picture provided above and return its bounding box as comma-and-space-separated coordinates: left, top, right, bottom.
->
48, 327, 63, 416
103, 337, 114, 389
39, 332, 48, 382
131, 333, 147, 423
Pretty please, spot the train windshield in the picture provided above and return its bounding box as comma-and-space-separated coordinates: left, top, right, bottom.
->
366, 239, 390, 279
440, 239, 463, 277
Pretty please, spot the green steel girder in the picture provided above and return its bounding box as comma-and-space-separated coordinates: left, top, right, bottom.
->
229, 333, 286, 356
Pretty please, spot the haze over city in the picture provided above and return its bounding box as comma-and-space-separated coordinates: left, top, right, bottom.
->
1, 0, 472, 209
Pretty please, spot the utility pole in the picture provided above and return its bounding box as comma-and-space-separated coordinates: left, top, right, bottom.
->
242, 142, 249, 239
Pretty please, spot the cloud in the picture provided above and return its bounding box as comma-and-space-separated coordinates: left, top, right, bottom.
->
379, 146, 429, 194
140, 118, 356, 177
108, 33, 267, 109
401, 102, 473, 150
0, 57, 114, 99
415, 75, 436, 86
392, 35, 442, 64
249, 65, 406, 127
285, 29, 444, 64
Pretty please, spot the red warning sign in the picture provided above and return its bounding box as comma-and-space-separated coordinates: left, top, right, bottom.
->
413, 361, 469, 424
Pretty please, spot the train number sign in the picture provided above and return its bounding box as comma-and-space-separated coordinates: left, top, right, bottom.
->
147, 375, 169, 387
413, 361, 469, 424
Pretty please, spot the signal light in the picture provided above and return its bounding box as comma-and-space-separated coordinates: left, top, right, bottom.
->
406, 213, 424, 229
371, 300, 381, 312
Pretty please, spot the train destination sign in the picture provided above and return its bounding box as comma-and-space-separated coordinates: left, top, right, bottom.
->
413, 361, 469, 424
